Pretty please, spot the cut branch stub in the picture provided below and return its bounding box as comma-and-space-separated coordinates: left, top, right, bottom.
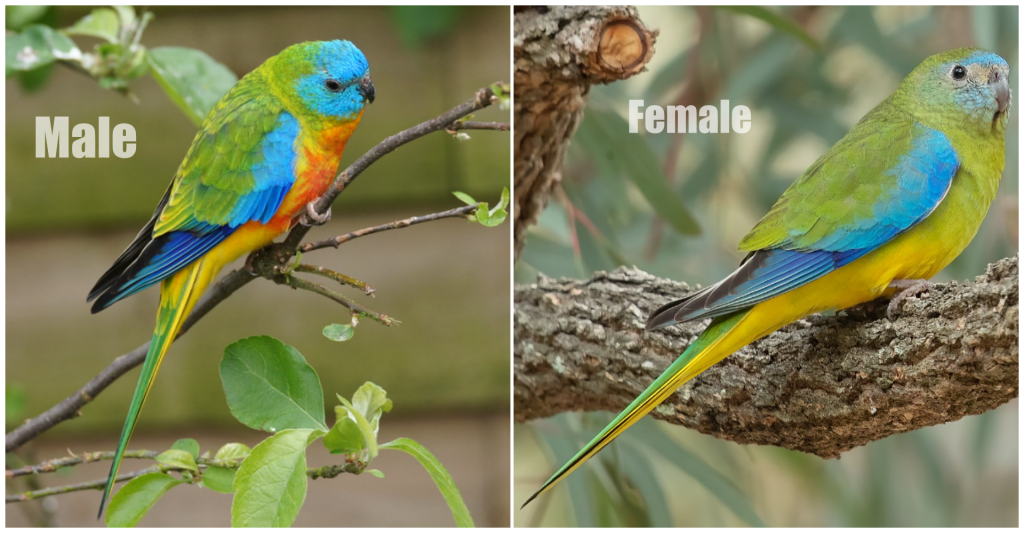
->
513, 6, 658, 261
589, 19, 656, 80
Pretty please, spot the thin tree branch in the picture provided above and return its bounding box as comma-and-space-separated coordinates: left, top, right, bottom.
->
5, 83, 507, 454
300, 204, 481, 252
515, 256, 1019, 459
7, 450, 164, 478
447, 121, 510, 132
7, 466, 163, 502
271, 274, 397, 327
291, 263, 376, 296
6, 449, 363, 502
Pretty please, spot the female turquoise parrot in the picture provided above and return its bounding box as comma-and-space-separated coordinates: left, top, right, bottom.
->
87, 40, 374, 516
525, 47, 1010, 506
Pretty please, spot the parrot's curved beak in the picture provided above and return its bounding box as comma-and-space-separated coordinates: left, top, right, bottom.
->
990, 67, 1010, 114
360, 74, 375, 104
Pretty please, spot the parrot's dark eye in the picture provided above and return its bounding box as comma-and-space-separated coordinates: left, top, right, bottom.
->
324, 79, 342, 92
952, 65, 967, 80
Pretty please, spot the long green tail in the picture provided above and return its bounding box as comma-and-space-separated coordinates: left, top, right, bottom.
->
522, 310, 749, 508
97, 261, 206, 519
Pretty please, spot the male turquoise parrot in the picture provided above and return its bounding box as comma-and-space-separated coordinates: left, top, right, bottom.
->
87, 40, 374, 517
525, 47, 1010, 506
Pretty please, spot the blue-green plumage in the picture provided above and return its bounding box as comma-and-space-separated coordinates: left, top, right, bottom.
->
89, 40, 374, 519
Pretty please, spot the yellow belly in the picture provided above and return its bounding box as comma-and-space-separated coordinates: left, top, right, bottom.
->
730, 184, 986, 351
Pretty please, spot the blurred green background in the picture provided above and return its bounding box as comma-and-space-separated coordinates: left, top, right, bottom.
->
6, 5, 510, 527
515, 5, 1017, 527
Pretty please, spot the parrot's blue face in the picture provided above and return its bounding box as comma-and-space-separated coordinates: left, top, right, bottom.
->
915, 48, 1010, 127
947, 50, 1010, 123
295, 40, 374, 120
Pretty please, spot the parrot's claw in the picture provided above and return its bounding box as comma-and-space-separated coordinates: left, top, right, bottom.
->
243, 252, 260, 277
886, 279, 932, 321
301, 201, 332, 226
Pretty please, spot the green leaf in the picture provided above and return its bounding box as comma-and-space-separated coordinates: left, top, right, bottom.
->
480, 208, 507, 227
63, 7, 120, 43
645, 47, 688, 102
220, 336, 327, 433
14, 62, 54, 92
452, 191, 476, 205
722, 35, 797, 104
970, 5, 998, 52
147, 46, 237, 126
6, 6, 49, 31
627, 419, 764, 526
5, 384, 26, 421
536, 417, 599, 527
170, 438, 200, 460
618, 441, 673, 527
6, 24, 81, 75
335, 395, 380, 459
215, 442, 252, 462
390, 6, 462, 47
111, 5, 136, 28
830, 7, 916, 74
381, 438, 474, 527
462, 187, 509, 227
366, 469, 385, 478
350, 382, 393, 436
155, 449, 199, 473
202, 466, 236, 494
718, 6, 820, 49
577, 108, 700, 236
475, 204, 492, 226
498, 187, 510, 210
323, 416, 364, 454
322, 323, 355, 342
232, 428, 322, 527
575, 216, 615, 274
105, 473, 183, 527
482, 188, 509, 227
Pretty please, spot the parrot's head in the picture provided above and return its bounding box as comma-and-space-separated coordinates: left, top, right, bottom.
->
903, 47, 1010, 134
271, 40, 374, 121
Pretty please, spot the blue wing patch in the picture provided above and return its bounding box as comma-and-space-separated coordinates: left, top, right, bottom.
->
96, 225, 234, 308
795, 124, 958, 253
226, 112, 299, 226
89, 113, 300, 312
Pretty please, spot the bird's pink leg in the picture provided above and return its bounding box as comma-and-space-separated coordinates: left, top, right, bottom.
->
886, 278, 933, 320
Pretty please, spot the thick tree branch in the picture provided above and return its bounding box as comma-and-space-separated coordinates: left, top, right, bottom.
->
6, 83, 507, 454
515, 256, 1019, 459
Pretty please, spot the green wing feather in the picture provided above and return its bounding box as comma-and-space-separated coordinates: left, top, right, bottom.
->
739, 99, 920, 252
155, 69, 286, 235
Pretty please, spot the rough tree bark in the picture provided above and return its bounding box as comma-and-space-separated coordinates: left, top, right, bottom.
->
513, 6, 657, 260
514, 256, 1019, 459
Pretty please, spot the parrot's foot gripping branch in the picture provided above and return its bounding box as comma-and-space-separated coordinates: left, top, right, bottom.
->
301, 200, 332, 226
886, 279, 934, 320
